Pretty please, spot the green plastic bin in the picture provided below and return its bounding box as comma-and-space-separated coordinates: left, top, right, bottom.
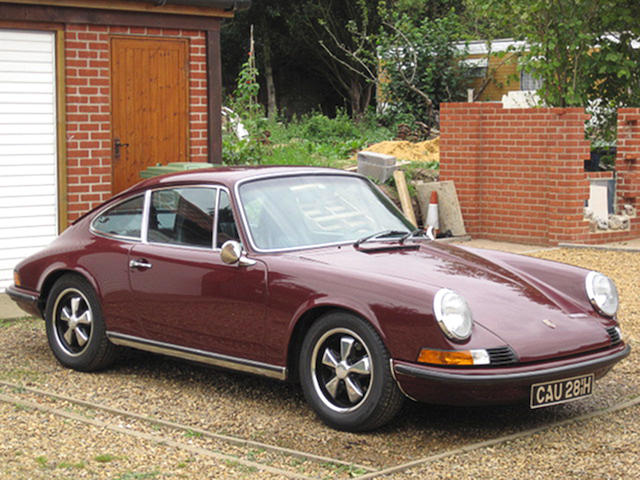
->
139, 162, 213, 179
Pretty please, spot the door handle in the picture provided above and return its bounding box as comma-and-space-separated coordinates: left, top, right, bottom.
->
114, 138, 130, 159
129, 259, 152, 270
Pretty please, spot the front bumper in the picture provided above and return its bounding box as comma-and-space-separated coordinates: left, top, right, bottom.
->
5, 285, 42, 318
393, 343, 630, 406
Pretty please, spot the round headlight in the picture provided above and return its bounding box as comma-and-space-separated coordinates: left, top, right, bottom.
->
433, 289, 473, 341
585, 271, 618, 317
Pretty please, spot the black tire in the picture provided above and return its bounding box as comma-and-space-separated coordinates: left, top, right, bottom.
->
45, 274, 117, 371
299, 311, 404, 431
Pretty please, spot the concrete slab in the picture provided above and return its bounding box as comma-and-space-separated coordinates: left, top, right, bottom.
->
357, 151, 396, 183
0, 293, 26, 320
415, 181, 466, 236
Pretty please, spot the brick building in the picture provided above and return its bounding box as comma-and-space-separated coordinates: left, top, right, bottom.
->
0, 0, 248, 290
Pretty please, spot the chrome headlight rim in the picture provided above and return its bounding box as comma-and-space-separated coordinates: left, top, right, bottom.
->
433, 288, 473, 342
585, 271, 618, 317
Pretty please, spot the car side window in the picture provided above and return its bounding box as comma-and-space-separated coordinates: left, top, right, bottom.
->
216, 190, 240, 248
148, 187, 216, 248
92, 195, 144, 239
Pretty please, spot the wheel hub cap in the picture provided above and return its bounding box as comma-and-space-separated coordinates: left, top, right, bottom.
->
54, 289, 93, 356
312, 330, 373, 412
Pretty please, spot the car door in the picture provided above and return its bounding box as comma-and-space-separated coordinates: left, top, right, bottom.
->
127, 186, 268, 361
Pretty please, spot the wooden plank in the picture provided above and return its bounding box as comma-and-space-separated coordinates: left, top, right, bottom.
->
393, 169, 417, 227
55, 25, 67, 232
0, 0, 233, 18
0, 4, 226, 30
207, 28, 222, 164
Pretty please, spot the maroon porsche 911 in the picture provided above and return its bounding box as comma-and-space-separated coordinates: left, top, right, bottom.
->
7, 166, 629, 431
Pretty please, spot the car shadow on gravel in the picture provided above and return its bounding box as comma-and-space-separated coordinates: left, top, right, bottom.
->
99, 347, 629, 466
2, 320, 634, 469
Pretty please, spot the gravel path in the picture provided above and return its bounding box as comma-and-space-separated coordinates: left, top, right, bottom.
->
0, 247, 637, 479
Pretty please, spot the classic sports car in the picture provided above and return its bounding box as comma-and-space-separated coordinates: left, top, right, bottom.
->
7, 166, 629, 431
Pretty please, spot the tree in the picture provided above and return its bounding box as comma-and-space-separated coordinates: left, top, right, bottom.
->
221, 0, 298, 119
465, 0, 640, 108
288, 0, 382, 120
377, 8, 472, 127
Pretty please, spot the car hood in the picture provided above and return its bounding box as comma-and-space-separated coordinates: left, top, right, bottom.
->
293, 241, 611, 362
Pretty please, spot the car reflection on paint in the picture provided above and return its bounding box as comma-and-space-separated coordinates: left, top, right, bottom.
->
7, 166, 630, 431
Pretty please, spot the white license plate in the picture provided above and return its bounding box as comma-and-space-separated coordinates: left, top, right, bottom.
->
530, 374, 594, 409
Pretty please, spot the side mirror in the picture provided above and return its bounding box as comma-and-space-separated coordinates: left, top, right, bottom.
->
220, 240, 256, 267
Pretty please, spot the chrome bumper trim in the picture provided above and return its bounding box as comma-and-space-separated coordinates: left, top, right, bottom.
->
393, 344, 630, 385
107, 332, 287, 381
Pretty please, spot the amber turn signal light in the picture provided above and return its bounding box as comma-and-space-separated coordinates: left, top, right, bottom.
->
13, 270, 20, 287
418, 348, 474, 365
417, 348, 490, 366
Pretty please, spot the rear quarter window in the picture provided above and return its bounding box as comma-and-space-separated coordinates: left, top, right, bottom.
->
92, 195, 144, 239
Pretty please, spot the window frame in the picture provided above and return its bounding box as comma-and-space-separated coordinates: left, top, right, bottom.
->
90, 193, 146, 242
144, 185, 220, 250
89, 184, 241, 251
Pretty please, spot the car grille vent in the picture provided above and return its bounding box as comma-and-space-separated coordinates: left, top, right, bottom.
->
606, 326, 622, 346
487, 346, 518, 365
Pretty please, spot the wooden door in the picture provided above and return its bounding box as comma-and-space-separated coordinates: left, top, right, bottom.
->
111, 37, 189, 194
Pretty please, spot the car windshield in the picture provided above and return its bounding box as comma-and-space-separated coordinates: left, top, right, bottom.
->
238, 174, 414, 250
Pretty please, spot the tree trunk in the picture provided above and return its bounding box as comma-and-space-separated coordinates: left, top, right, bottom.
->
261, 20, 277, 119
350, 77, 373, 121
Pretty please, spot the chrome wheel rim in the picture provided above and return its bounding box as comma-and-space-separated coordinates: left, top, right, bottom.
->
310, 328, 373, 413
51, 288, 93, 357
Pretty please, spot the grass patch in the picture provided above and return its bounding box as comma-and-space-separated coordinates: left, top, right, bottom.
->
35, 456, 49, 469
223, 110, 395, 169
94, 453, 117, 463
0, 369, 45, 384
57, 460, 85, 469
183, 429, 202, 439
0, 317, 34, 328
321, 462, 369, 478
245, 448, 265, 462
113, 472, 159, 480
224, 459, 258, 474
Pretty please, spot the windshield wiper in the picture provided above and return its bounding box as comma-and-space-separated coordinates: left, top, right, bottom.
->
354, 230, 408, 248
399, 228, 424, 244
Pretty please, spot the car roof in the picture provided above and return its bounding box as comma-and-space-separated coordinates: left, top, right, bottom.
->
73, 166, 360, 225
127, 165, 357, 195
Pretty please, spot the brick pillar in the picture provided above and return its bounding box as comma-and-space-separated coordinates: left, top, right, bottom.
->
439, 103, 496, 236
616, 108, 640, 211
545, 108, 591, 244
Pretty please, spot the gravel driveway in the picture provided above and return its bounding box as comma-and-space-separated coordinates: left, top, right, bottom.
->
0, 247, 637, 479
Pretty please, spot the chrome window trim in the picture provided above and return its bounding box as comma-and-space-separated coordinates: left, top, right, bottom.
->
140, 189, 151, 243
106, 331, 287, 381
212, 188, 220, 249
233, 171, 413, 254
143, 184, 227, 252
89, 193, 146, 243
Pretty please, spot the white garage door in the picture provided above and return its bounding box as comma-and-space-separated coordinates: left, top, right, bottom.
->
0, 30, 58, 291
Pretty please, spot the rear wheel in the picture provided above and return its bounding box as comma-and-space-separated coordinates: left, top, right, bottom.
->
299, 311, 403, 431
45, 274, 117, 371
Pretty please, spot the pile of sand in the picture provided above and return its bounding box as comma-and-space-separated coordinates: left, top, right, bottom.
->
360, 137, 439, 163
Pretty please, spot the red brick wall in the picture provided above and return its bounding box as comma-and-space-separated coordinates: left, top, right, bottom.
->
440, 103, 640, 246
617, 109, 640, 209
64, 25, 208, 221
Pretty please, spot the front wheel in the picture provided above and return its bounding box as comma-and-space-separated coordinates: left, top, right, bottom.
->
45, 274, 117, 371
299, 312, 403, 431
